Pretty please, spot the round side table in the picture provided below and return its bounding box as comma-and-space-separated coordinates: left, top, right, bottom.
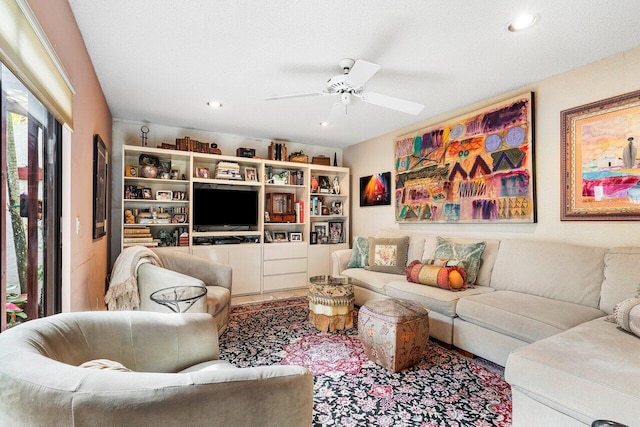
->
150, 285, 207, 313
308, 275, 355, 332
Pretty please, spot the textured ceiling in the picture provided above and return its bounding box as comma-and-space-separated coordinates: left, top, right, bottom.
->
68, 0, 640, 148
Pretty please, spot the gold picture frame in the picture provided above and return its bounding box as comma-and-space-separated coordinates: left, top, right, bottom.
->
561, 89, 640, 220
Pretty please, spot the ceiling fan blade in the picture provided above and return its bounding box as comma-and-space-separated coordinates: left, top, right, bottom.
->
344, 60, 380, 87
360, 92, 424, 115
265, 92, 327, 101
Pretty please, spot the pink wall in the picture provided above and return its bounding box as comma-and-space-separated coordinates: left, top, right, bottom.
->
27, 0, 113, 311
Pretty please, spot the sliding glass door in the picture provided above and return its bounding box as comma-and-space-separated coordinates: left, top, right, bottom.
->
1, 63, 62, 330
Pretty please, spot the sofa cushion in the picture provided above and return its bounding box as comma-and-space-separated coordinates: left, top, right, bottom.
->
384, 280, 494, 318
505, 318, 640, 426
340, 268, 403, 293
490, 239, 606, 308
422, 236, 500, 287
365, 236, 410, 274
432, 237, 486, 285
456, 290, 606, 343
600, 247, 640, 314
347, 236, 370, 268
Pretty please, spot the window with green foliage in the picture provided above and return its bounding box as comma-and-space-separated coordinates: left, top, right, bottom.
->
1, 63, 62, 330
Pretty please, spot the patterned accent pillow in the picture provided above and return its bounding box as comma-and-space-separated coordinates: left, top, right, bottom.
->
347, 236, 370, 268
406, 260, 467, 291
433, 237, 486, 285
365, 236, 410, 275
613, 297, 640, 337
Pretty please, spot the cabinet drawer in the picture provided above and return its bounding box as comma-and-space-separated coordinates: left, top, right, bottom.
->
263, 242, 307, 260
264, 258, 307, 276
263, 273, 308, 292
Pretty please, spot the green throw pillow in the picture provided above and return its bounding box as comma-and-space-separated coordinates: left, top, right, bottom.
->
347, 236, 369, 268
433, 237, 486, 285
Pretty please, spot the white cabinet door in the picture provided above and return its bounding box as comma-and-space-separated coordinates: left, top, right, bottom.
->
192, 245, 262, 295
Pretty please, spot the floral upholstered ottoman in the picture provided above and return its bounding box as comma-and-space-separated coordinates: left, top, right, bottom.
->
358, 298, 429, 372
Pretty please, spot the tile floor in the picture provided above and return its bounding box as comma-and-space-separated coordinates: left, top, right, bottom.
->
231, 288, 308, 306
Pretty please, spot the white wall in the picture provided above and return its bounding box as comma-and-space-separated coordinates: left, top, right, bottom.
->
110, 120, 343, 264
345, 46, 640, 248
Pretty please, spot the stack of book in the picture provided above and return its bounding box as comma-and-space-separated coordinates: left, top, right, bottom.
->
214, 161, 242, 180
178, 232, 189, 247
123, 226, 158, 248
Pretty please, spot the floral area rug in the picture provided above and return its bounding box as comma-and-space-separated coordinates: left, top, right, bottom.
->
220, 297, 511, 426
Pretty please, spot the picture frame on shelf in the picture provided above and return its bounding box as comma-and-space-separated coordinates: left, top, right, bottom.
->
244, 167, 258, 182
172, 213, 187, 224
318, 175, 330, 193
195, 167, 210, 178
289, 232, 302, 242
172, 191, 186, 200
310, 231, 318, 245
329, 221, 343, 243
313, 221, 329, 239
273, 231, 288, 242
156, 190, 173, 200
264, 230, 273, 243
125, 185, 138, 199
170, 169, 180, 180
142, 188, 152, 199
331, 201, 343, 215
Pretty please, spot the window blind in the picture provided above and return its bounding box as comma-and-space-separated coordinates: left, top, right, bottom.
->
0, 0, 74, 128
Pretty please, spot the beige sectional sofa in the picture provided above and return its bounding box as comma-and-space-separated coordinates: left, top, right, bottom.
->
331, 230, 640, 426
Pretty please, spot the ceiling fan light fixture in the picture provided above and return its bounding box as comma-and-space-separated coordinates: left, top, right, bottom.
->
507, 13, 538, 32
207, 100, 223, 109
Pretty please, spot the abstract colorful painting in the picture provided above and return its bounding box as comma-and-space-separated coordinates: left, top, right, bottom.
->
561, 90, 640, 220
394, 93, 535, 223
360, 172, 391, 206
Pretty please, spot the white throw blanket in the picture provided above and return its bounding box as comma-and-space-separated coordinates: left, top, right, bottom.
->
104, 246, 161, 310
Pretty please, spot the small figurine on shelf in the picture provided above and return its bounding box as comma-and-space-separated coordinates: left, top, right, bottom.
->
332, 176, 340, 194
124, 209, 135, 224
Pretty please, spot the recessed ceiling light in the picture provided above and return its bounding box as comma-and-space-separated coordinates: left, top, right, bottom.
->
207, 100, 222, 109
319, 121, 328, 127
507, 14, 538, 32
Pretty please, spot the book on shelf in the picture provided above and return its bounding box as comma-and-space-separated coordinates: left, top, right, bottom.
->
123, 226, 151, 234
123, 240, 159, 248
123, 236, 154, 243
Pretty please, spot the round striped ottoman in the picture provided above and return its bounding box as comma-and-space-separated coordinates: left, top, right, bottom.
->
358, 298, 429, 372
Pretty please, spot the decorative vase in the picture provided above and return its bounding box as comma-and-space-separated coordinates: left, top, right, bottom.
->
140, 165, 158, 178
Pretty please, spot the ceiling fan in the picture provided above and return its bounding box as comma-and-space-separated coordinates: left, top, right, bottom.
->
265, 58, 425, 121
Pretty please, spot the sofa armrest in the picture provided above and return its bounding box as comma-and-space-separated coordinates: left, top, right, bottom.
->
331, 249, 353, 276
137, 263, 208, 313
155, 251, 233, 292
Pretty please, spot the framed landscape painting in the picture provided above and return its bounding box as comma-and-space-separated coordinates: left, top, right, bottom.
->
561, 89, 640, 220
394, 92, 535, 223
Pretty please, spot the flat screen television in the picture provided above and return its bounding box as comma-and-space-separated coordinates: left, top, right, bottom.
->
193, 185, 259, 230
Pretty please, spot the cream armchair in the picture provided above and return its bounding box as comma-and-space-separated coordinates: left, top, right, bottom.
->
0, 311, 313, 427
115, 248, 233, 334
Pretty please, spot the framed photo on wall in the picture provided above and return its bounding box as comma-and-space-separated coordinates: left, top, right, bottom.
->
92, 134, 107, 239
561, 89, 640, 220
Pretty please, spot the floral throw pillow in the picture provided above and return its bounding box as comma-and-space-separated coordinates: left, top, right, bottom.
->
433, 237, 486, 285
364, 236, 410, 275
347, 236, 370, 268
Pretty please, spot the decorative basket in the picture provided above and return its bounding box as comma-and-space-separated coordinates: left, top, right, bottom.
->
312, 156, 331, 166
289, 153, 308, 163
